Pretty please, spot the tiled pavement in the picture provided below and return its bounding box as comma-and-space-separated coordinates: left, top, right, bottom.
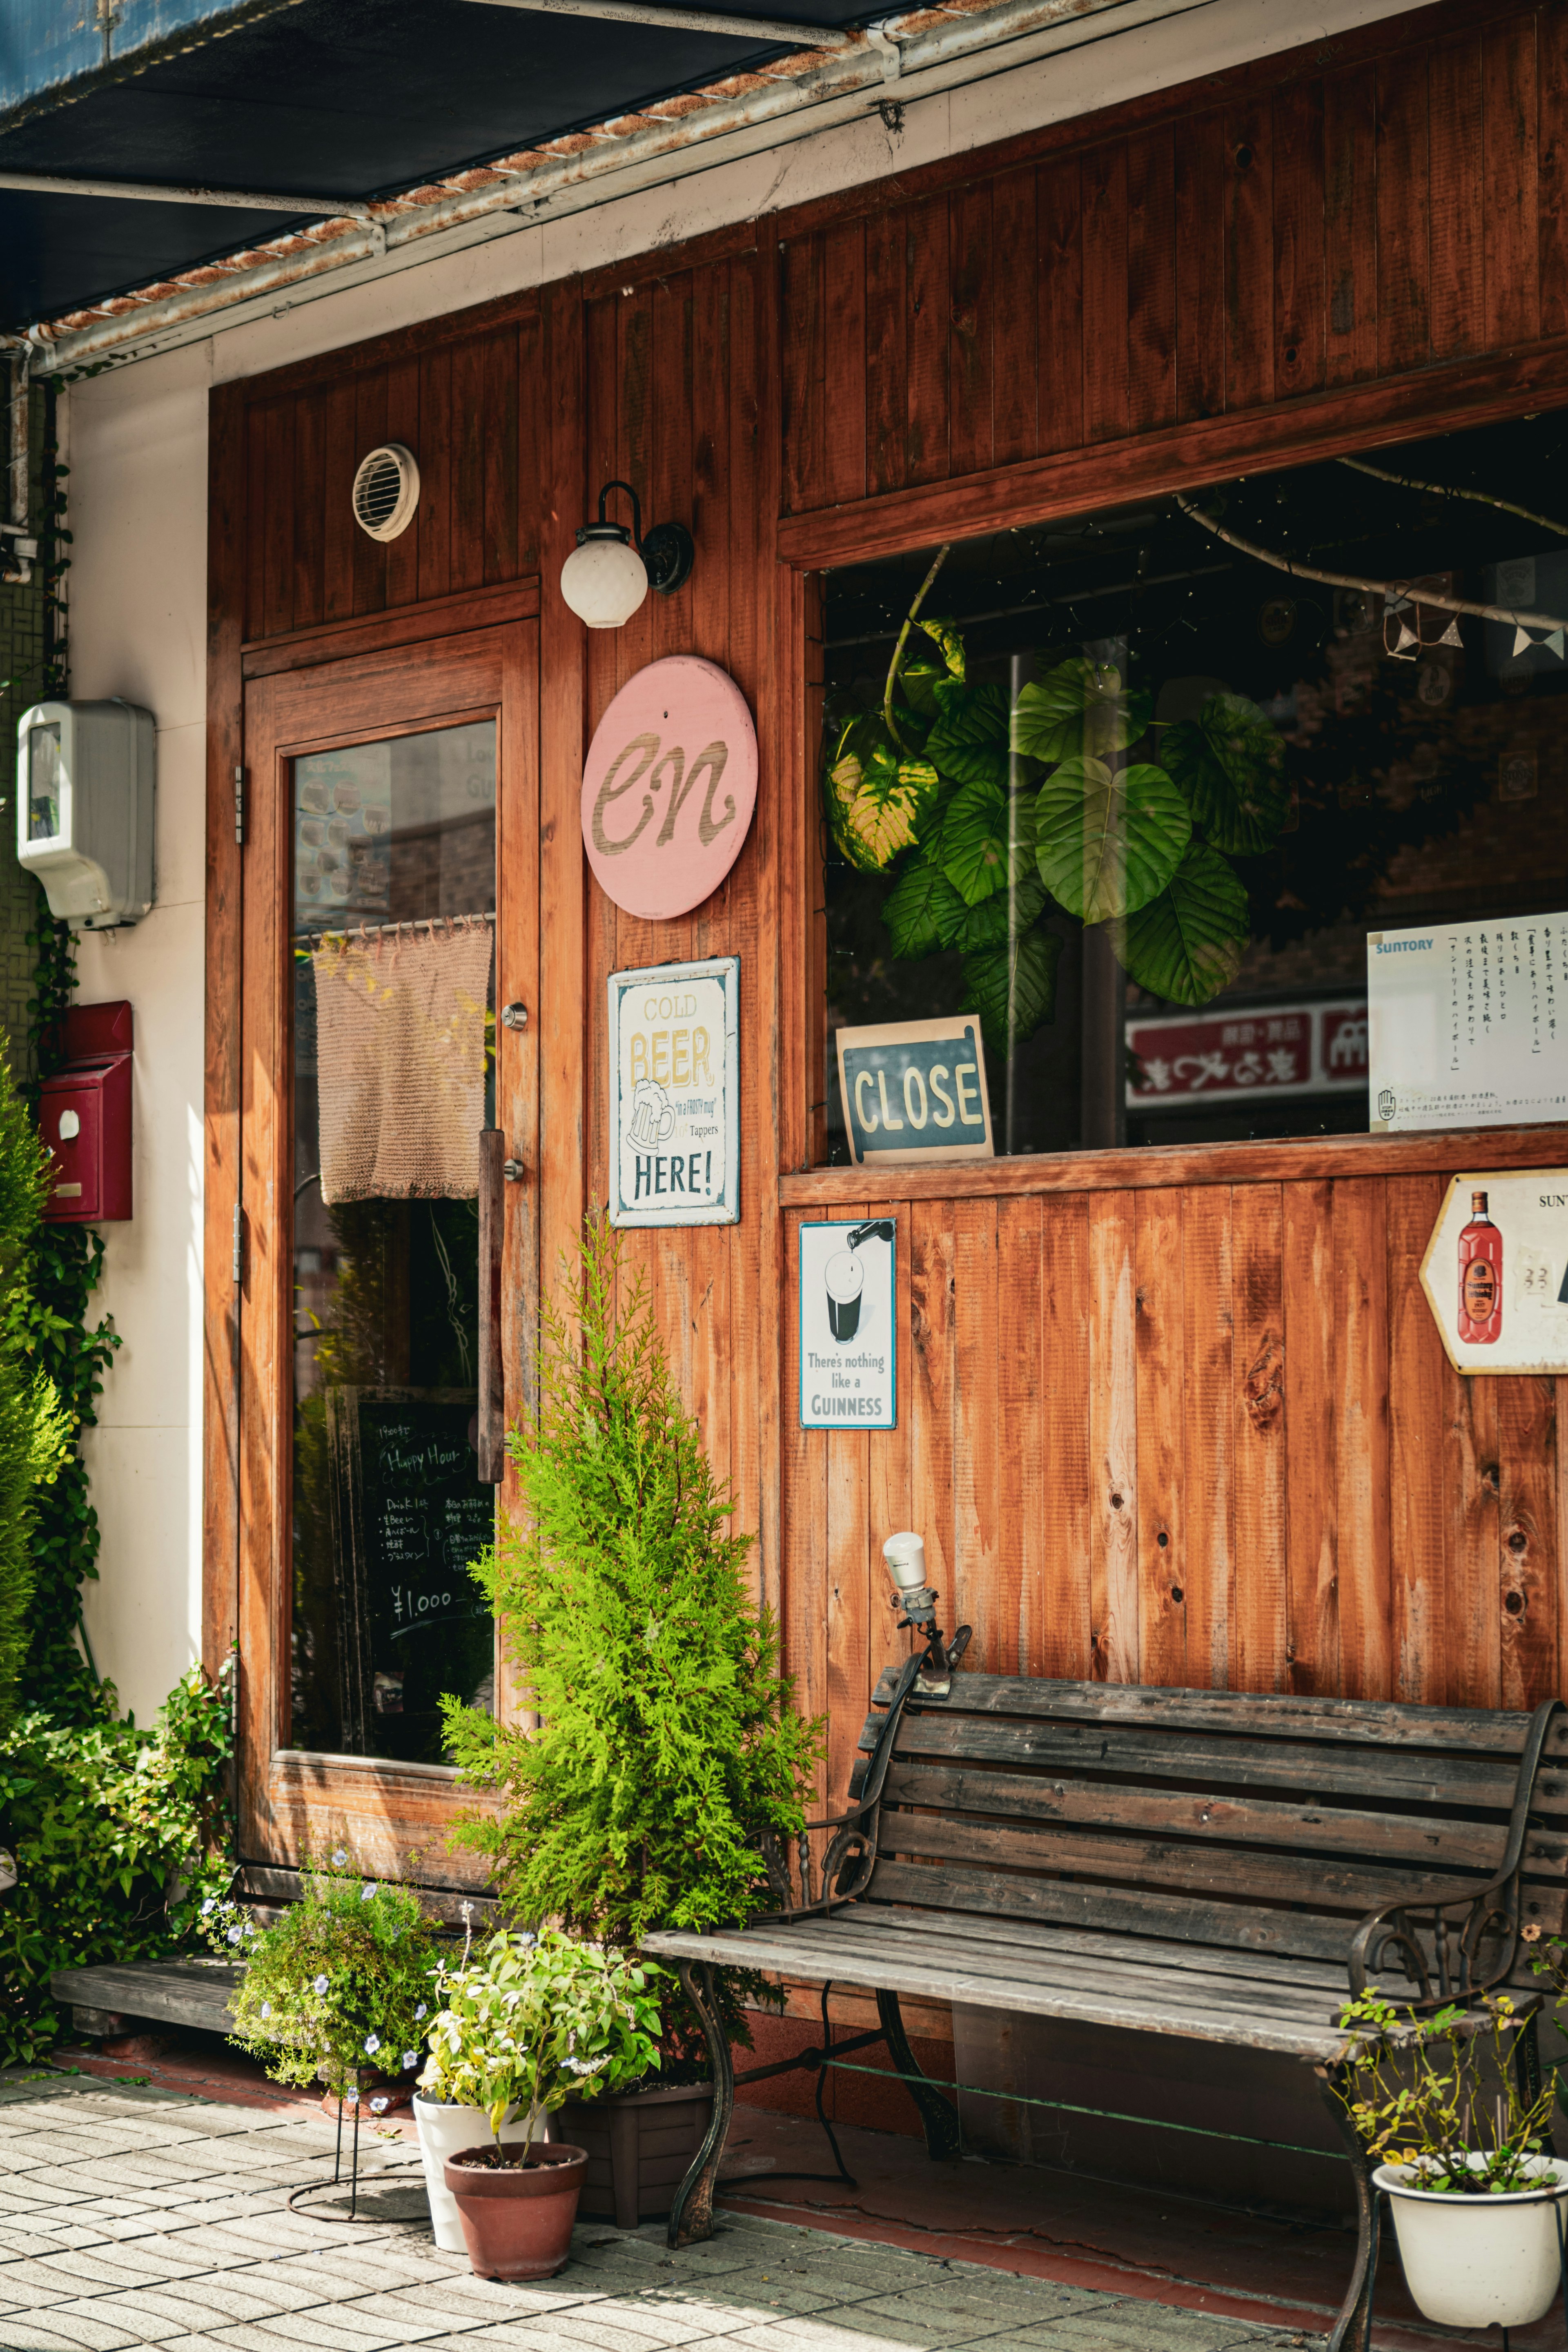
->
0, 2074, 1313, 2352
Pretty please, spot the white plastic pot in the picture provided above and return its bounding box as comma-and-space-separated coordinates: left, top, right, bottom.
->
1373, 2154, 1568, 2328
412, 2096, 546, 2252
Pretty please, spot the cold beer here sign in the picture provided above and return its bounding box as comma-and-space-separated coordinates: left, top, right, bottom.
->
607, 955, 740, 1229
836, 1016, 995, 1166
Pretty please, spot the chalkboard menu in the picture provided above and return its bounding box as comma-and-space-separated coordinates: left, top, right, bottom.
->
326, 1389, 496, 1764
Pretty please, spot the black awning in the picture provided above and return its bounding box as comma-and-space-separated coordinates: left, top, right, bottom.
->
0, 0, 866, 330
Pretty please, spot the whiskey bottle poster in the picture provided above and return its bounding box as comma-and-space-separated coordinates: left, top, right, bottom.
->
1419, 1171, 1568, 1374
1368, 915, 1568, 1132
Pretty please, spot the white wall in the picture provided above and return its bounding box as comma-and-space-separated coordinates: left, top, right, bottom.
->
67, 341, 211, 1724
59, 0, 1423, 1720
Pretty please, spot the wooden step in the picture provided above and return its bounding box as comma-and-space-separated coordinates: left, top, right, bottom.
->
51, 1957, 245, 2038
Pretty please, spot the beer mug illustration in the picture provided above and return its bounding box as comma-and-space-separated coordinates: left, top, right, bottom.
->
825, 1251, 864, 1341
628, 1079, 676, 1150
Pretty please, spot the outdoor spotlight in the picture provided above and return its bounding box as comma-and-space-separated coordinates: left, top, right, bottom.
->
883, 1529, 972, 1699
559, 478, 694, 630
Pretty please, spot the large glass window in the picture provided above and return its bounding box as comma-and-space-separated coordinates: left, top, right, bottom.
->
818, 409, 1568, 1159
290, 720, 497, 1762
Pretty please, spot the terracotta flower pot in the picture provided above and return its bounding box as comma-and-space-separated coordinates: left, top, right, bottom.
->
444, 2141, 588, 2280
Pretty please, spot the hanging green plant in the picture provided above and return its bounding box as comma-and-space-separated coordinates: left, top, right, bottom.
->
822, 561, 1293, 1044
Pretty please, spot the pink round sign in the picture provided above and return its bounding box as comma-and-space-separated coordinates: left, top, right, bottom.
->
581, 655, 757, 919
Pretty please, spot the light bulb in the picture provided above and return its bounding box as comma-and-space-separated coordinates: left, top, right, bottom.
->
560, 534, 648, 630
883, 1532, 927, 1592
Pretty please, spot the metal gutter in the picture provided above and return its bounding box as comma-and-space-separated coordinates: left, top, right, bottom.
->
20, 0, 1205, 374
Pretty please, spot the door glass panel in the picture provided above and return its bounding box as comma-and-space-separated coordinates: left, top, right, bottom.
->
290, 720, 497, 1763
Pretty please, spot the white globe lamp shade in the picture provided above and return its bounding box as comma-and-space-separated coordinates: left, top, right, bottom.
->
561, 531, 648, 629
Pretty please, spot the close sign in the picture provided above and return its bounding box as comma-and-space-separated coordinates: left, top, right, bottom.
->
836, 1016, 995, 1166
581, 655, 757, 920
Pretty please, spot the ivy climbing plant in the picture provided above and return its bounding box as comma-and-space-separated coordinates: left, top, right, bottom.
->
823, 557, 1292, 1049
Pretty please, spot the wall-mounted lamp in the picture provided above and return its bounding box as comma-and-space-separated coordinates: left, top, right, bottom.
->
559, 478, 694, 630
882, 1530, 972, 1699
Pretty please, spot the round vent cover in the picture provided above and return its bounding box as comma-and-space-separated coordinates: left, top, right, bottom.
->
352, 443, 419, 542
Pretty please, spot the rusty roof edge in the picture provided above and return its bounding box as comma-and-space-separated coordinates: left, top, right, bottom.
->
18, 0, 1172, 374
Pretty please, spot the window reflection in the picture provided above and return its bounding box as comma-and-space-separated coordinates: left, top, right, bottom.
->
819, 409, 1568, 1158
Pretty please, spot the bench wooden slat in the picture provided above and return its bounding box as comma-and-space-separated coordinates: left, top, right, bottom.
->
882, 1805, 1500, 1914
869, 1671, 1557, 1757
643, 1924, 1354, 2060
763, 1915, 1346, 2028
866, 1709, 1568, 1813
881, 1759, 1518, 1871
853, 1901, 1354, 1991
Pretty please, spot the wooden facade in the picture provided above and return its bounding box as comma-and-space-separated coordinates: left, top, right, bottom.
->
207, 0, 1568, 1869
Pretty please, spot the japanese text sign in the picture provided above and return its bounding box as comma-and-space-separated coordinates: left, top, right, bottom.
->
1127, 998, 1368, 1109
1369, 916, 1568, 1133
836, 1017, 994, 1166
607, 956, 739, 1228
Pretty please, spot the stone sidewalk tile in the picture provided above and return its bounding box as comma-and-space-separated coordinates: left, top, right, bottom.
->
646, 2274, 856, 2323
206, 2311, 432, 2351
44, 2288, 234, 2346
1021, 2316, 1289, 2352
342, 2284, 586, 2329
0, 2323, 145, 2352
95, 2270, 332, 2325
0, 2305, 158, 2352
711, 2320, 933, 2352
469, 2311, 720, 2352
851, 2280, 1105, 2332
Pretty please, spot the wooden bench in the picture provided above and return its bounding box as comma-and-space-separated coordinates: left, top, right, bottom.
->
645, 1658, 1568, 2350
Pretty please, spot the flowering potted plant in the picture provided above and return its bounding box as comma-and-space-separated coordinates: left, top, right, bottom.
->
419, 1923, 663, 2280
1334, 1976, 1568, 2329
203, 1848, 439, 2117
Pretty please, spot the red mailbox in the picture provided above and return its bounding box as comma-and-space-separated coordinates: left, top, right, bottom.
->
40, 1000, 133, 1223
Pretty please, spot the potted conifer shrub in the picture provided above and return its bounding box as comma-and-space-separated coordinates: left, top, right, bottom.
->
443, 1210, 822, 2227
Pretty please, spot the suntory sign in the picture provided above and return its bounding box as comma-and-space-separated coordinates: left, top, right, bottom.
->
581, 655, 758, 920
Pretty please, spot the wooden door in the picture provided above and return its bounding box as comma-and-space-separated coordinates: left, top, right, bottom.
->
236, 621, 538, 1886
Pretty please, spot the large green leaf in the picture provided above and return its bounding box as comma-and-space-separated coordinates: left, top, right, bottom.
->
954, 871, 1048, 954
1163, 692, 1290, 855
882, 857, 968, 959
927, 681, 1011, 791
913, 616, 967, 680
1011, 657, 1153, 765
824, 714, 940, 873
1034, 757, 1191, 925
962, 926, 1062, 1052
938, 781, 1036, 907
1112, 839, 1250, 1005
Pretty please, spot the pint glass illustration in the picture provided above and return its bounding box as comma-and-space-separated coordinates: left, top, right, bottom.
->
825, 1250, 864, 1340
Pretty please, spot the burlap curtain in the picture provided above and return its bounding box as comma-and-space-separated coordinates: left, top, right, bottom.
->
312, 918, 492, 1203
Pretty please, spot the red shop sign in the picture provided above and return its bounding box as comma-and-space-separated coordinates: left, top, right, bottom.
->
1127, 997, 1369, 1108
581, 655, 758, 920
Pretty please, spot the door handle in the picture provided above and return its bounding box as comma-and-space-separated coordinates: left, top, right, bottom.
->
477, 1128, 505, 1486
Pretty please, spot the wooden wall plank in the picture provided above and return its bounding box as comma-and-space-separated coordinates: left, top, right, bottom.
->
482, 332, 519, 588
1428, 35, 1486, 360
781, 234, 824, 517
991, 166, 1038, 468
866, 209, 909, 497
1540, 2, 1568, 337
949, 183, 995, 479
1484, 13, 1543, 349
909, 1200, 958, 1607
291, 392, 325, 634
261, 401, 295, 640
868, 1194, 915, 1699
1447, 1366, 1502, 1709
823, 222, 868, 505
416, 346, 452, 604
952, 1199, 1000, 1670
321, 379, 357, 624
1126, 126, 1177, 435
1388, 1175, 1448, 1703
1232, 1184, 1286, 1693
1225, 101, 1275, 411
1081, 143, 1130, 443
905, 199, 952, 487
516, 308, 544, 575
1036, 156, 1084, 454
1272, 78, 1327, 400
1036, 1195, 1092, 1679
1323, 68, 1379, 385
383, 358, 420, 609
1182, 1184, 1232, 1691
1135, 1187, 1185, 1686
1376, 51, 1432, 375
450, 336, 487, 594
1333, 1179, 1392, 1700
1282, 1180, 1337, 1695
996, 1194, 1041, 1679
1174, 111, 1226, 421
1089, 1192, 1137, 1683
1499, 1377, 1557, 1711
